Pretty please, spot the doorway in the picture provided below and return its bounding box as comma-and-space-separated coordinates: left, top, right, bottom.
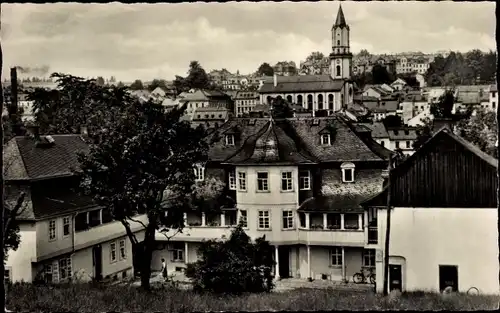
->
389, 264, 402, 292
439, 265, 458, 292
92, 245, 103, 281
278, 246, 290, 278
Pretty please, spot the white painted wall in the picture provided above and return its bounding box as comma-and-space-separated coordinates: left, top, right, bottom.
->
6, 223, 37, 282
376, 207, 499, 295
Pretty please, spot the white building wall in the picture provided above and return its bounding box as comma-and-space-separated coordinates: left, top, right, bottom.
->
6, 223, 37, 282
376, 207, 499, 295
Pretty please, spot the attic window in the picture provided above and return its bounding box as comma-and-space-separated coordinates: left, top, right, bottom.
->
248, 119, 257, 126
321, 134, 331, 145
404, 130, 410, 135
340, 162, 355, 183
225, 134, 235, 146
312, 119, 320, 126
219, 114, 223, 118
393, 130, 399, 136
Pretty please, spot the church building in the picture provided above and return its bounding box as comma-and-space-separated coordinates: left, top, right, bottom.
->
259, 5, 355, 116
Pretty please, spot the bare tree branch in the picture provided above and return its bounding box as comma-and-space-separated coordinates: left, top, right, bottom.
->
127, 216, 148, 230
3, 192, 26, 233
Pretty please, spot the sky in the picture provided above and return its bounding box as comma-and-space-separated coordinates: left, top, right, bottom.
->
1, 1, 496, 82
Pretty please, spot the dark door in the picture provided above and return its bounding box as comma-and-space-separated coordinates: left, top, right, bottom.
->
389, 264, 402, 292
93, 245, 103, 281
439, 265, 458, 292
278, 246, 290, 278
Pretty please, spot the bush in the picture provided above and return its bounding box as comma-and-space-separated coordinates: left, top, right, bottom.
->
185, 223, 275, 294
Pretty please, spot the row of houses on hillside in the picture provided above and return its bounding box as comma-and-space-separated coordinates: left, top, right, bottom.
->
4, 115, 498, 295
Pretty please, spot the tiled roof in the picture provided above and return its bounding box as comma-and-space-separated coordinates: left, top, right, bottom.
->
235, 91, 259, 99
456, 92, 480, 105
259, 75, 345, 94
225, 120, 317, 165
298, 194, 368, 213
4, 135, 89, 181
387, 128, 418, 140
358, 122, 388, 138
208, 116, 387, 164
362, 100, 399, 113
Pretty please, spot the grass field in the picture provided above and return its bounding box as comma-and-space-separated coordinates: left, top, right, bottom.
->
7, 283, 499, 312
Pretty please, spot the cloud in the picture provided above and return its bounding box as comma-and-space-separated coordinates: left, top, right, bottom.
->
1, 2, 495, 82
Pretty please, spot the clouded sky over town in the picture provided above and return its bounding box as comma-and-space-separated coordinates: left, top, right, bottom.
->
1, 2, 496, 82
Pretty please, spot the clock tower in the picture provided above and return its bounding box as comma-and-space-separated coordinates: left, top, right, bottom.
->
329, 4, 352, 80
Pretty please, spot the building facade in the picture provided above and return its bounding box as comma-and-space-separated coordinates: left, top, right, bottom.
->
152, 115, 392, 282
234, 91, 260, 117
363, 128, 499, 295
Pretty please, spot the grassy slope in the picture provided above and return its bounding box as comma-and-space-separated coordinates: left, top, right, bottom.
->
7, 283, 499, 312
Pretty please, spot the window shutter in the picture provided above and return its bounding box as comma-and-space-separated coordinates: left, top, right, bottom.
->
67, 257, 73, 279
52, 261, 59, 283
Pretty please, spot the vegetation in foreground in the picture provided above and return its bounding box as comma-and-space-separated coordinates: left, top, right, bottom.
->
6, 283, 499, 312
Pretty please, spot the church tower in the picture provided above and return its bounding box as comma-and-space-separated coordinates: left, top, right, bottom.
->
329, 4, 352, 80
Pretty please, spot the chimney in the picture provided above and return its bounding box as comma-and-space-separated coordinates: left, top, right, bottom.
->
10, 67, 20, 135
273, 74, 277, 87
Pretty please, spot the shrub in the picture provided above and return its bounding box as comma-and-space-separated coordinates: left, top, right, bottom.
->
185, 223, 275, 294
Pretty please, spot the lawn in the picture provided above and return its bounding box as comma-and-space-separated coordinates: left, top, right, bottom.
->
7, 283, 499, 312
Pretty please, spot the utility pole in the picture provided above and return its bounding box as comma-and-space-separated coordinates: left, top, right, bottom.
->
382, 154, 393, 296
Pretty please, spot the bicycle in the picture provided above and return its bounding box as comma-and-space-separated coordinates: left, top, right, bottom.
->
353, 267, 376, 284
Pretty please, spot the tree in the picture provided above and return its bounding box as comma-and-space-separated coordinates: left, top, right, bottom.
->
371, 64, 392, 84
430, 89, 455, 119
116, 81, 125, 88
186, 61, 211, 90
305, 51, 324, 62
110, 76, 116, 84
77, 100, 210, 290
148, 79, 168, 92
28, 73, 133, 136
396, 74, 419, 88
413, 117, 433, 151
185, 224, 275, 294
256, 62, 274, 76
96, 76, 105, 86
129, 79, 144, 90
173, 75, 188, 94
270, 97, 293, 119
455, 108, 498, 158
358, 49, 371, 58
381, 115, 403, 128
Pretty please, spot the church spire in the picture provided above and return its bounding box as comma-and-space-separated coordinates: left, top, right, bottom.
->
333, 4, 347, 28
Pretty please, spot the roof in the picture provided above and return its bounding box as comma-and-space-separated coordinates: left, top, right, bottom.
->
235, 91, 259, 99
456, 91, 480, 105
362, 99, 399, 113
298, 194, 368, 213
259, 75, 345, 94
180, 89, 228, 102
358, 122, 388, 138
4, 135, 90, 181
391, 78, 407, 86
207, 116, 388, 163
491, 84, 497, 92
387, 128, 418, 140
333, 5, 348, 28
193, 107, 228, 121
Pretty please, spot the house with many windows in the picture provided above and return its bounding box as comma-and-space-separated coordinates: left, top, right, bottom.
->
3, 129, 147, 284
363, 127, 498, 295
152, 114, 393, 282
258, 6, 355, 116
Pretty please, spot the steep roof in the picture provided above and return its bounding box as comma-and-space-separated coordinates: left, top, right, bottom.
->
333, 4, 348, 28
208, 116, 388, 164
259, 75, 345, 94
359, 122, 388, 138
387, 128, 418, 140
4, 135, 89, 182
362, 99, 399, 113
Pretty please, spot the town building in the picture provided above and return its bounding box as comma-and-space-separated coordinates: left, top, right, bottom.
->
179, 89, 233, 119
191, 106, 230, 129
259, 5, 355, 117
358, 123, 418, 155
488, 84, 497, 112
362, 85, 394, 100
390, 78, 407, 91
234, 91, 260, 117
273, 61, 298, 76
3, 129, 147, 284
152, 114, 392, 281
363, 127, 498, 295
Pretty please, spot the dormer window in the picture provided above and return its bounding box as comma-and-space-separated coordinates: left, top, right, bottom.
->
340, 162, 355, 183
225, 134, 235, 146
321, 134, 331, 145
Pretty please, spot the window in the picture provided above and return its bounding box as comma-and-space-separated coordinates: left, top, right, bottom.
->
4, 267, 12, 285
239, 210, 248, 228
228, 170, 236, 190
336, 65, 341, 77
327, 213, 341, 229
380, 140, 385, 147
363, 249, 376, 267
110, 242, 117, 262
61, 216, 71, 237
194, 165, 205, 182
299, 170, 311, 190
337, 40, 340, 46
281, 171, 293, 191
341, 162, 355, 183
59, 257, 72, 280
44, 265, 53, 283
493, 102, 496, 109
172, 243, 184, 262
258, 210, 270, 229
282, 210, 294, 229
330, 247, 342, 266
225, 134, 235, 146
395, 141, 400, 149
344, 213, 359, 229
75, 212, 88, 231
321, 134, 331, 145
119, 240, 126, 260
328, 94, 334, 110
406, 141, 411, 148
102, 208, 113, 224
257, 172, 269, 191
89, 209, 102, 227
49, 220, 56, 241
238, 172, 247, 191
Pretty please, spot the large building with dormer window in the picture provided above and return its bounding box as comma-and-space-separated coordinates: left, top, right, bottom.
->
259, 5, 355, 116
153, 114, 392, 282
